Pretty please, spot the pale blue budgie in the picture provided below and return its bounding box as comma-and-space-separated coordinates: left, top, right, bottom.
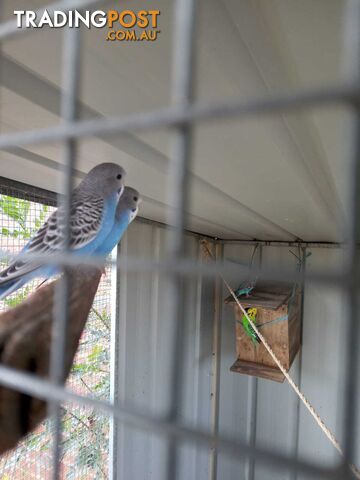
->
96, 187, 141, 255
0, 162, 126, 300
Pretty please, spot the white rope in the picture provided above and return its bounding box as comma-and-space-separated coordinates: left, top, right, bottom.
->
201, 240, 360, 479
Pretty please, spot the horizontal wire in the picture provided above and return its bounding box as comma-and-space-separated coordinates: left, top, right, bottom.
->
0, 248, 345, 288
0, 363, 340, 479
221, 239, 343, 248
0, 85, 357, 150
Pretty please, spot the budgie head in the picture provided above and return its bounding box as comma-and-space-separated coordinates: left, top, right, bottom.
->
247, 308, 257, 322
80, 163, 126, 199
116, 186, 141, 223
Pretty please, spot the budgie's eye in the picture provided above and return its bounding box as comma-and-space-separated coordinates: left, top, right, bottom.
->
134, 196, 138, 202
117, 174, 122, 180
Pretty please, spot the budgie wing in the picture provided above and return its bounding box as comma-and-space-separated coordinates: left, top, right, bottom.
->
0, 196, 104, 286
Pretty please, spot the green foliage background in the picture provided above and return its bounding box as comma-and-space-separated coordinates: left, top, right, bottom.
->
0, 195, 110, 479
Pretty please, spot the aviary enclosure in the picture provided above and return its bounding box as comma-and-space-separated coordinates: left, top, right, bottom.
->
0, 1, 359, 480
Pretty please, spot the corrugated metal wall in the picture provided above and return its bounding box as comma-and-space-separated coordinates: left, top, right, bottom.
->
219, 243, 346, 480
112, 219, 348, 480
111, 219, 216, 480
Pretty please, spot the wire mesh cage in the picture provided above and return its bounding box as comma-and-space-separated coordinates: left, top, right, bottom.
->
0, 179, 112, 479
0, 1, 359, 480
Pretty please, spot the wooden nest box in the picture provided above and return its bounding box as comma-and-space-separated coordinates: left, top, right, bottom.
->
225, 280, 302, 383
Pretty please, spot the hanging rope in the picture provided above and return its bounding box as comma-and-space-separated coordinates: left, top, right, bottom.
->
201, 240, 360, 479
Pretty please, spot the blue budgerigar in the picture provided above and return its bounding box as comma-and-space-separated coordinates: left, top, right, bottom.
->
96, 186, 141, 256
0, 162, 126, 300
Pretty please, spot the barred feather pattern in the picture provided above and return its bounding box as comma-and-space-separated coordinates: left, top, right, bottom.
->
0, 195, 104, 286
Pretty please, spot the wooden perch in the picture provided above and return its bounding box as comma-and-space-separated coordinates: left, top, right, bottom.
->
0, 266, 102, 455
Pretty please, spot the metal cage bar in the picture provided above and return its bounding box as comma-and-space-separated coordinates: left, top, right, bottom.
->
165, 0, 197, 477
0, 85, 357, 152
0, 1, 359, 479
342, 1, 360, 478
49, 25, 81, 480
109, 243, 121, 480
209, 242, 223, 480
0, 248, 346, 289
0, 362, 341, 479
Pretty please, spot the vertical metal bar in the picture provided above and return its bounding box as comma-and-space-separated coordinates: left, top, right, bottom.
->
209, 242, 223, 480
193, 240, 204, 478
109, 244, 121, 480
165, 0, 197, 477
342, 1, 360, 476
166, 0, 197, 256
288, 246, 306, 480
0, 3, 2, 165
116, 234, 129, 480
49, 25, 81, 480
289, 354, 303, 480
149, 227, 162, 480
244, 245, 261, 480
244, 378, 258, 480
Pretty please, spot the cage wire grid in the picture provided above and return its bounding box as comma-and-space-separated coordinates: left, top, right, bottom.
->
0, 0, 359, 479
0, 183, 56, 480
0, 183, 113, 479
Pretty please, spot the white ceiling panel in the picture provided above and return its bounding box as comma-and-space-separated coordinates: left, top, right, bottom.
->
0, 0, 350, 241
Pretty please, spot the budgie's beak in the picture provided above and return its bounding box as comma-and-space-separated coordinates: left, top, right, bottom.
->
117, 185, 125, 198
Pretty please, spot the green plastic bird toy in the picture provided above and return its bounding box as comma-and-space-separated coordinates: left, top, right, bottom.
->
234, 277, 257, 298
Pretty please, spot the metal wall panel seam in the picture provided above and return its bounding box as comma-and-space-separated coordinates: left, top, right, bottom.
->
209, 242, 223, 480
